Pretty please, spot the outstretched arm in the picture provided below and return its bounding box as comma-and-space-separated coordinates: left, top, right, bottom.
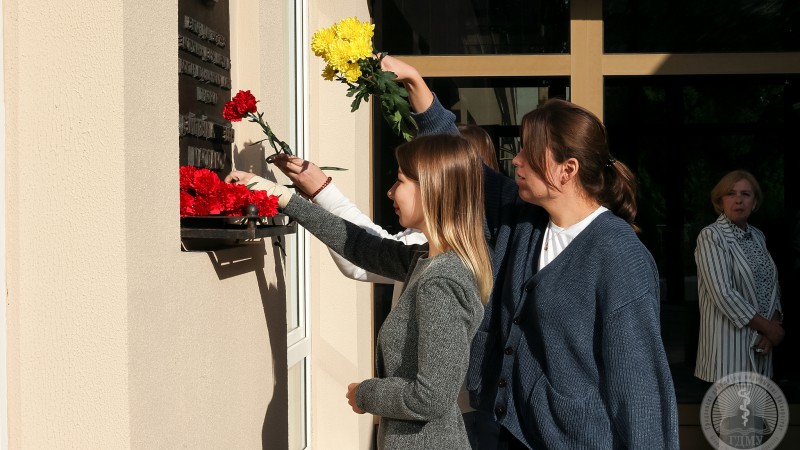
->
271, 155, 427, 283
226, 171, 421, 281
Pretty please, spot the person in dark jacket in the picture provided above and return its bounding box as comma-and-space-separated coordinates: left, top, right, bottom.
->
382, 56, 680, 449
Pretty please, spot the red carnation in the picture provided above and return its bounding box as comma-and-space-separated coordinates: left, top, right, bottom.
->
192, 169, 222, 196
180, 191, 195, 217
235, 90, 258, 114
251, 190, 279, 217
222, 101, 242, 122
221, 89, 296, 159
180, 165, 197, 190
222, 90, 258, 122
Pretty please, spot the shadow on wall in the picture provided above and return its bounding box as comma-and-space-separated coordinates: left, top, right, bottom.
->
206, 240, 289, 450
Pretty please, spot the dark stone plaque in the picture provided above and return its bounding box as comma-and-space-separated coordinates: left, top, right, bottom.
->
178, 0, 232, 174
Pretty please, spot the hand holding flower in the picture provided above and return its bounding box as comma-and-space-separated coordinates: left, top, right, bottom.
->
270, 154, 330, 198
379, 56, 433, 113
223, 90, 346, 170
312, 17, 417, 141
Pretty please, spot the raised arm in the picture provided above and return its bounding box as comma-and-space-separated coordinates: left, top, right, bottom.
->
380, 56, 433, 114
381, 56, 458, 137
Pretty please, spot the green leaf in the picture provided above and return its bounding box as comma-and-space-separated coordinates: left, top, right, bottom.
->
351, 97, 362, 112
318, 166, 348, 171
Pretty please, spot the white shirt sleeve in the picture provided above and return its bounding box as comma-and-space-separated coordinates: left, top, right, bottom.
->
312, 183, 428, 283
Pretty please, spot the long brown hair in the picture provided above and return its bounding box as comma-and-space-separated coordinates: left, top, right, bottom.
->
457, 124, 500, 172
395, 135, 493, 303
520, 98, 639, 230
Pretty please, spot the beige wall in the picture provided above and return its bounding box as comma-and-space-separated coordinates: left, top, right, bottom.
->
5, 0, 131, 447
5, 1, 375, 449
306, 2, 375, 449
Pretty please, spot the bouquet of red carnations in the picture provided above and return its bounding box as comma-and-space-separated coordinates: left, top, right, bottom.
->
179, 165, 278, 217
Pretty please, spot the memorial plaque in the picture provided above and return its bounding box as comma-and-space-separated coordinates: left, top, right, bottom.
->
178, 0, 232, 174
178, 0, 297, 247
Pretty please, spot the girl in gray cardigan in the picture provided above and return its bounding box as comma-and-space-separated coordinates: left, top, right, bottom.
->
227, 134, 492, 450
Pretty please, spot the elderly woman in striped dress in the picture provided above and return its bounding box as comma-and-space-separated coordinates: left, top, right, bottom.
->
695, 169, 784, 382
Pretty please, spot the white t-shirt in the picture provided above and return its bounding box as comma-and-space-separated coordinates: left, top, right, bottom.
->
538, 206, 609, 270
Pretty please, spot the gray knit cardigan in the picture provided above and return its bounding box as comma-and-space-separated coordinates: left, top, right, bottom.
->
283, 195, 484, 450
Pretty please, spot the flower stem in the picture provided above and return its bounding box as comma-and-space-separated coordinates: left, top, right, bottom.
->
247, 112, 294, 156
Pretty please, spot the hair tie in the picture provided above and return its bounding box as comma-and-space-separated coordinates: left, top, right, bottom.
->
605, 157, 617, 169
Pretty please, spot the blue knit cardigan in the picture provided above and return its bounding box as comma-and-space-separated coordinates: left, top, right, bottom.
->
415, 97, 680, 449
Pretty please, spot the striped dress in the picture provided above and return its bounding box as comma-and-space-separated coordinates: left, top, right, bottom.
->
694, 214, 782, 381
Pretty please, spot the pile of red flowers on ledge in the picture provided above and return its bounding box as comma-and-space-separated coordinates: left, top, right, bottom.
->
180, 165, 279, 218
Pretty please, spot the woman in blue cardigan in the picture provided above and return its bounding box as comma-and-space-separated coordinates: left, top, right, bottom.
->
383, 56, 679, 449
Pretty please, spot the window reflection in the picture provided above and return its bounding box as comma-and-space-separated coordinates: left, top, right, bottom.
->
604, 0, 800, 53
372, 0, 570, 55
604, 75, 799, 402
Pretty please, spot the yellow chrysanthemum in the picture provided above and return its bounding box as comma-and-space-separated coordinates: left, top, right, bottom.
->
326, 40, 354, 72
343, 62, 362, 83
334, 17, 367, 42
311, 26, 336, 59
321, 64, 337, 81
348, 37, 373, 61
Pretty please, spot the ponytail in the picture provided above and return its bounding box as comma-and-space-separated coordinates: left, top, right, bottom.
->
601, 158, 640, 232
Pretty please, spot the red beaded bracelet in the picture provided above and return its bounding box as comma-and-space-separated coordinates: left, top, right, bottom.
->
309, 176, 332, 200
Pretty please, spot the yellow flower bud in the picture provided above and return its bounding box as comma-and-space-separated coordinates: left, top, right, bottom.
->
322, 64, 337, 81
